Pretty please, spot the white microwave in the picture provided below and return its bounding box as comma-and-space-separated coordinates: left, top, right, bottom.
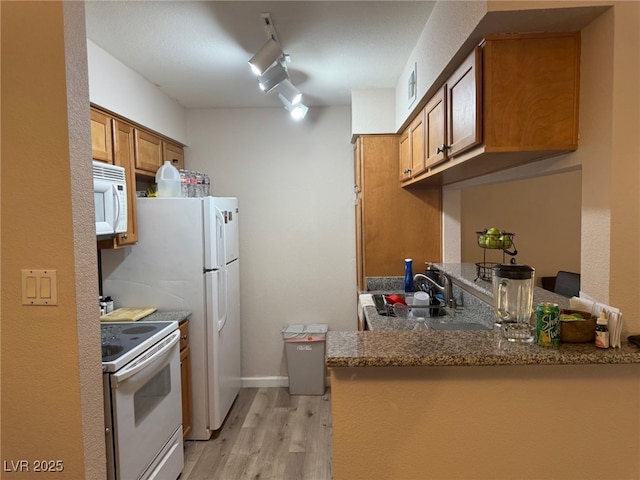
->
93, 161, 127, 238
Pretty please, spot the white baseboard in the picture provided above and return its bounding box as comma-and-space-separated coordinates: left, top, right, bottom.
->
241, 376, 331, 388
241, 376, 289, 388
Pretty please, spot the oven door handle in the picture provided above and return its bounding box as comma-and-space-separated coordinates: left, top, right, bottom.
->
112, 330, 180, 386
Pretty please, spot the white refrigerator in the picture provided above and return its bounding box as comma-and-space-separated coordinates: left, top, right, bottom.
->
102, 197, 241, 440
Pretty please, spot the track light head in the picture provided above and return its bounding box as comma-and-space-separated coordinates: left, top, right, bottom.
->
278, 93, 309, 120
248, 38, 283, 76
276, 80, 302, 105
257, 61, 289, 93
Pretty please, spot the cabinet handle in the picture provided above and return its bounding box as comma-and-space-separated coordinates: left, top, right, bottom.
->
181, 335, 188, 340
171, 158, 179, 165
121, 234, 128, 240
436, 144, 450, 154
402, 168, 412, 175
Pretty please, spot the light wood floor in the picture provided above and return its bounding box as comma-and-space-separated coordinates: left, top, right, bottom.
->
181, 387, 332, 480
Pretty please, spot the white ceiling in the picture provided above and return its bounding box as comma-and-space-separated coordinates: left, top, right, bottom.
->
84, 1, 436, 109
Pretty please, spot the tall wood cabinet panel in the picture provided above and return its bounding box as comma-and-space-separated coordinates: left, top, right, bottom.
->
354, 145, 364, 291
91, 109, 113, 163
179, 321, 192, 441
356, 135, 441, 293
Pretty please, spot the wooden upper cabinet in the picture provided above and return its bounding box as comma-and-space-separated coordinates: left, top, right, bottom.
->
91, 109, 113, 163
112, 120, 138, 246
134, 129, 164, 175
447, 47, 482, 157
483, 32, 580, 151
399, 110, 426, 181
424, 87, 447, 168
163, 141, 185, 170
409, 111, 425, 177
97, 119, 139, 249
404, 32, 580, 187
424, 48, 481, 169
399, 130, 411, 181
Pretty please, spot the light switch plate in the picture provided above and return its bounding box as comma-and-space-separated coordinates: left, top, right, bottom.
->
21, 269, 58, 306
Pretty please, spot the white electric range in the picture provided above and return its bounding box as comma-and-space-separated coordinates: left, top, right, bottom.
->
101, 321, 183, 480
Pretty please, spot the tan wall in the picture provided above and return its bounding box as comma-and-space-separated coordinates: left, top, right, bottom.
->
460, 170, 582, 284
1, 2, 105, 478
331, 364, 640, 480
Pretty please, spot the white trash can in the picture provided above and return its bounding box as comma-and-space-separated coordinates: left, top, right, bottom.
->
281, 324, 329, 395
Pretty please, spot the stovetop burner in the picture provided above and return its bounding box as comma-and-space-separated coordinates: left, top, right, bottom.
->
101, 321, 178, 371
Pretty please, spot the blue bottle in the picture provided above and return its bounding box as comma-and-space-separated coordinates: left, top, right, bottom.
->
404, 258, 413, 293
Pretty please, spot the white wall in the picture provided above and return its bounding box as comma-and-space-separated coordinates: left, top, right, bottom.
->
351, 88, 396, 134
87, 40, 188, 144
186, 107, 357, 384
395, 1, 488, 129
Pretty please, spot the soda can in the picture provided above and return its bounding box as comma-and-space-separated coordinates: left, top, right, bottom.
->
535, 303, 561, 347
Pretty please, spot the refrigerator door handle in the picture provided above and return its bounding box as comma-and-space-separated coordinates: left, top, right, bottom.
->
217, 268, 228, 332
215, 206, 227, 269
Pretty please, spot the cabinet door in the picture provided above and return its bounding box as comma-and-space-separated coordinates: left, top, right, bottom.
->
90, 109, 113, 163
360, 135, 441, 279
424, 87, 447, 168
483, 32, 580, 150
399, 130, 411, 181
163, 141, 184, 170
134, 129, 163, 174
112, 120, 138, 246
409, 110, 426, 177
447, 47, 482, 157
179, 321, 192, 440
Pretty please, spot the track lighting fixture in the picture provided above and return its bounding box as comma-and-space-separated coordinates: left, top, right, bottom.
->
276, 80, 302, 105
249, 13, 309, 120
248, 38, 283, 76
257, 61, 289, 93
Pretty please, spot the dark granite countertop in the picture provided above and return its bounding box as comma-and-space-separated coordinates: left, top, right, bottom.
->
327, 265, 640, 368
141, 310, 191, 323
326, 329, 640, 367
431, 262, 571, 309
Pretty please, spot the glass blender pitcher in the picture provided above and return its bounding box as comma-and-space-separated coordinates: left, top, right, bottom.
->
492, 264, 535, 342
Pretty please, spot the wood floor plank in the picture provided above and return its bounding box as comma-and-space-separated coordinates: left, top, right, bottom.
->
181, 387, 332, 480
183, 387, 257, 479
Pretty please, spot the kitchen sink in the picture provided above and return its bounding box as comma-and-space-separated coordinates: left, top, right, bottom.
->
371, 293, 447, 317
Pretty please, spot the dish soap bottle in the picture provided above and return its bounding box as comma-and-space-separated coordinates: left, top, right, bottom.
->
595, 311, 609, 349
404, 258, 413, 293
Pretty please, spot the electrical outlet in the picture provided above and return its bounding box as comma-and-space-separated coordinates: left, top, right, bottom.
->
21, 269, 58, 306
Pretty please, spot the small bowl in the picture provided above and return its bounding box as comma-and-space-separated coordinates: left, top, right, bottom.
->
560, 309, 596, 343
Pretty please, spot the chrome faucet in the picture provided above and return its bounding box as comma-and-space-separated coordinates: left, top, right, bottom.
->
413, 271, 457, 310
